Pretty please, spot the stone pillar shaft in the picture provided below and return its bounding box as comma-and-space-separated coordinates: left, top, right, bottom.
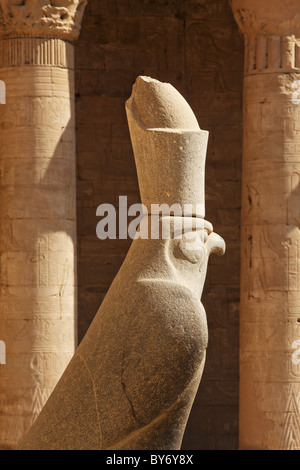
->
0, 1, 86, 450
230, 0, 300, 450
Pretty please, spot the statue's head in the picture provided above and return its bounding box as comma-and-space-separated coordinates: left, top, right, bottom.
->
135, 215, 225, 297
125, 75, 225, 296
167, 217, 225, 296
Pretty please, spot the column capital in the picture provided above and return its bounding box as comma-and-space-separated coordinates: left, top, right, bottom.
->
230, 0, 300, 36
230, 0, 300, 74
0, 0, 87, 42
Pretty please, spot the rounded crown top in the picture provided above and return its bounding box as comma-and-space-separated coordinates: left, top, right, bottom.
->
126, 76, 200, 131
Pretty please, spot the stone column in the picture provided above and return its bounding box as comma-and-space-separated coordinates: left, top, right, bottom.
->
230, 0, 300, 450
0, 0, 86, 449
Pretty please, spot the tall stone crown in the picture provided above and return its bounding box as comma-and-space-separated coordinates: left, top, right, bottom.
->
0, 0, 87, 40
126, 76, 209, 218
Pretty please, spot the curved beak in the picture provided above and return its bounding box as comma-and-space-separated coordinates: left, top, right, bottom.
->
206, 232, 226, 256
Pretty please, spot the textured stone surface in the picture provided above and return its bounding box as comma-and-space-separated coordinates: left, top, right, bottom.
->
75, 0, 243, 450
20, 77, 225, 450
0, 49, 77, 452
126, 76, 208, 218
230, 0, 300, 35
0, 0, 87, 40
0, 2, 86, 449
231, 0, 300, 450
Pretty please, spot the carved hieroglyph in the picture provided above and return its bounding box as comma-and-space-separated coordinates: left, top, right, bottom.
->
20, 77, 225, 450
0, 0, 86, 450
230, 0, 300, 450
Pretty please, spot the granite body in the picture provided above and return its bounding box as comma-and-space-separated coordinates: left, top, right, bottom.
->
20, 77, 225, 450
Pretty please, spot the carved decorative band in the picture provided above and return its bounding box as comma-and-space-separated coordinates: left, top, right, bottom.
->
0, 37, 74, 68
245, 34, 300, 75
0, 0, 87, 42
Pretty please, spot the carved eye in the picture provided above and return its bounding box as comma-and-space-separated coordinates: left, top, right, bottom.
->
178, 231, 206, 264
